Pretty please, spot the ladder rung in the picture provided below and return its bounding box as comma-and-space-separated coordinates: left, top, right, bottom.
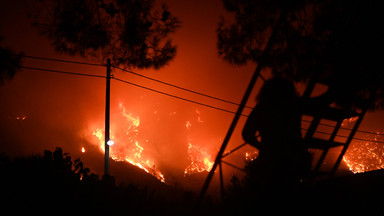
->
308, 138, 345, 149
303, 106, 359, 121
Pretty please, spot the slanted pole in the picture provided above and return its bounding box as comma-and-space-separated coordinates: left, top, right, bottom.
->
196, 12, 286, 207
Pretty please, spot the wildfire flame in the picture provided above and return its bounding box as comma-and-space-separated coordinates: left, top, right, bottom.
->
90, 105, 220, 180
340, 117, 384, 174
343, 131, 384, 173
245, 151, 259, 162
184, 142, 214, 176
92, 103, 165, 183
184, 117, 214, 176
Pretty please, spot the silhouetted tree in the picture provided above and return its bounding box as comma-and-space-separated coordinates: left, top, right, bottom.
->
31, 0, 181, 69
218, 0, 384, 110
0, 147, 201, 214
0, 39, 22, 85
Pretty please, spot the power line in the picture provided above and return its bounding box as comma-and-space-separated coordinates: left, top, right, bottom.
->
17, 65, 384, 144
302, 128, 384, 144
111, 76, 384, 141
302, 118, 384, 136
21, 66, 105, 79
22, 55, 254, 109
112, 77, 248, 117
113, 66, 254, 109
21, 65, 246, 116
20, 57, 384, 137
112, 77, 384, 142
22, 55, 105, 67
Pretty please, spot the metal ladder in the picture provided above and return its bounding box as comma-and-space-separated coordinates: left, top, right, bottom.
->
301, 77, 370, 180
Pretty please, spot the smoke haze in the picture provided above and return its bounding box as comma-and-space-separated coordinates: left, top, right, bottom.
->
1, 0, 383, 189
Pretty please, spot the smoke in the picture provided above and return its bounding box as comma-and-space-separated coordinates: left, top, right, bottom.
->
0, 62, 104, 155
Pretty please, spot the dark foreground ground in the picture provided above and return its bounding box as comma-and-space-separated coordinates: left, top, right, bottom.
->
1, 148, 384, 215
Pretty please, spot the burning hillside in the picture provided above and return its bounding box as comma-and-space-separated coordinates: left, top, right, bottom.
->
92, 103, 165, 182
343, 130, 384, 173
88, 102, 219, 184
85, 100, 384, 186
184, 142, 214, 176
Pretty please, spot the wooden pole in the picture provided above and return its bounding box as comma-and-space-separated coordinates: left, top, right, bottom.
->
104, 58, 111, 176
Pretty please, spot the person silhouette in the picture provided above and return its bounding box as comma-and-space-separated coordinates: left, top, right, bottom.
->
242, 77, 311, 199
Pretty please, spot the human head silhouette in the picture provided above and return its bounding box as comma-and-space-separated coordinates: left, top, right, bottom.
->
257, 77, 297, 106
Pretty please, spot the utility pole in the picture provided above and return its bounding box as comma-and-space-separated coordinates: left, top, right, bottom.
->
104, 58, 111, 176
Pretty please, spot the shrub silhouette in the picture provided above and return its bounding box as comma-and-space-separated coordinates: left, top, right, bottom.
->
0, 147, 199, 214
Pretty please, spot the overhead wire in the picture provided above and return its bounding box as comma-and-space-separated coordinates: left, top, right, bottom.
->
20, 55, 384, 137
301, 128, 384, 144
20, 64, 245, 116
113, 66, 254, 109
26, 56, 380, 137
22, 54, 253, 108
22, 55, 105, 67
20, 65, 384, 143
302, 118, 384, 136
112, 75, 384, 143
20, 66, 105, 79
112, 77, 247, 117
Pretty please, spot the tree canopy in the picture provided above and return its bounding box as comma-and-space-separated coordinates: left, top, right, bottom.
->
218, 0, 384, 110
31, 0, 181, 69
0, 39, 22, 85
